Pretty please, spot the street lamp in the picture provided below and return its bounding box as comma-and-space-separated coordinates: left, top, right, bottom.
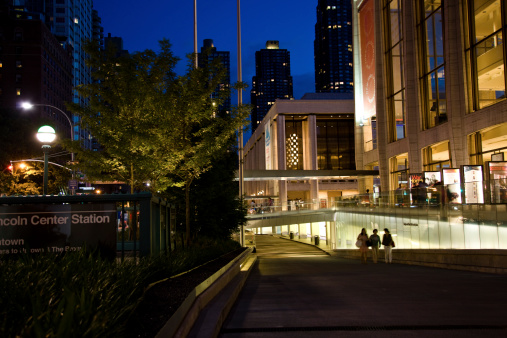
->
36, 125, 56, 195
21, 102, 74, 162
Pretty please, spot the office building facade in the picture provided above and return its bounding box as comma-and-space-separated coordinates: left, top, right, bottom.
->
243, 93, 359, 210
314, 0, 354, 93
250, 41, 293, 133
353, 0, 507, 203
0, 6, 73, 139
198, 39, 231, 114
10, 0, 101, 149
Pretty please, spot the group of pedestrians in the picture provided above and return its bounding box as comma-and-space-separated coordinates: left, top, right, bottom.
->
356, 228, 395, 264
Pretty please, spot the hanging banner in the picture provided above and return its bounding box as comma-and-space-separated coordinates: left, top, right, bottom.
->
359, 0, 375, 119
0, 203, 116, 256
462, 165, 484, 204
265, 122, 272, 170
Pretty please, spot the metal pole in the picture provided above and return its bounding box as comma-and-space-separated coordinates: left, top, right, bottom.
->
33, 104, 74, 162
42, 145, 50, 195
194, 0, 198, 68
237, 0, 245, 247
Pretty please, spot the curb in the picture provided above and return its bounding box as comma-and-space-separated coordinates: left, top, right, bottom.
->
155, 247, 255, 338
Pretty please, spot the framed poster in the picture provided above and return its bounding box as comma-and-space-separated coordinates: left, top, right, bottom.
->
487, 161, 507, 203
409, 173, 423, 189
491, 153, 504, 161
462, 165, 484, 204
442, 168, 462, 204
424, 171, 441, 186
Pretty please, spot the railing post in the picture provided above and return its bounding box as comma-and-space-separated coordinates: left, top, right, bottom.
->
139, 197, 151, 257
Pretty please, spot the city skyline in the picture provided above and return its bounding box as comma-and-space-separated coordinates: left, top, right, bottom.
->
92, 0, 318, 103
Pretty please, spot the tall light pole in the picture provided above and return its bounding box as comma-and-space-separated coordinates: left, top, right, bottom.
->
237, 0, 245, 247
21, 102, 74, 162
194, 0, 198, 68
36, 125, 56, 195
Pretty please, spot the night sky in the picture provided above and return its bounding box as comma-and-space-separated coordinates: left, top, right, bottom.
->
93, 0, 318, 103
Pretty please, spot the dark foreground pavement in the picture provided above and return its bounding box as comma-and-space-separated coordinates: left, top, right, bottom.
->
219, 235, 507, 338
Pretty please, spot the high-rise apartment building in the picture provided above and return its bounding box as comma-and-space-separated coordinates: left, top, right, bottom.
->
10, 0, 101, 149
0, 7, 73, 140
198, 39, 231, 114
250, 41, 293, 133
314, 0, 353, 93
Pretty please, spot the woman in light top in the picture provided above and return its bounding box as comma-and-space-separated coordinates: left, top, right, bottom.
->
357, 228, 369, 264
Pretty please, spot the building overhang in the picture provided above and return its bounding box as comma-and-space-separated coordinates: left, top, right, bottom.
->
237, 169, 379, 181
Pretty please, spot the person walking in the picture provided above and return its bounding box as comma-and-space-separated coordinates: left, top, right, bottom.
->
369, 229, 381, 263
382, 228, 394, 263
357, 228, 369, 264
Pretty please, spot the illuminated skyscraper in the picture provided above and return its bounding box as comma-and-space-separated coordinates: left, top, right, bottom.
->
198, 39, 231, 114
314, 0, 353, 93
250, 40, 293, 132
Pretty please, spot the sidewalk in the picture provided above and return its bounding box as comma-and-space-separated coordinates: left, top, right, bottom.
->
219, 235, 507, 337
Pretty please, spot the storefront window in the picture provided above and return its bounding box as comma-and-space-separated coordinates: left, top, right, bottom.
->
469, 123, 507, 165
419, 0, 447, 129
422, 141, 451, 171
384, 0, 406, 141
465, 0, 506, 110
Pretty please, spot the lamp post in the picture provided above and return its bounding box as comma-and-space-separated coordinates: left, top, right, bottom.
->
36, 126, 56, 195
21, 102, 74, 162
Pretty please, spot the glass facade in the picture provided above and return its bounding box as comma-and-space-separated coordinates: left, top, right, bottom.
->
383, 0, 406, 141
418, 0, 447, 130
316, 119, 355, 170
423, 141, 451, 171
469, 123, 507, 165
390, 153, 408, 190
465, 0, 506, 110
334, 205, 507, 250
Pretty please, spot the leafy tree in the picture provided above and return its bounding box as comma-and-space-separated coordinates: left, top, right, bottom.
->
191, 143, 247, 238
65, 39, 179, 193
63, 40, 250, 245
0, 162, 71, 196
157, 55, 250, 245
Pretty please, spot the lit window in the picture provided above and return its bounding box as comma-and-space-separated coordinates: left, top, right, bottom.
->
16, 60, 22, 68
16, 88, 21, 95
74, 18, 78, 24
0, 62, 2, 68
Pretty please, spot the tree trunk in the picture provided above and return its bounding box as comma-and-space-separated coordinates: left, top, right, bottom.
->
185, 179, 192, 247
130, 163, 134, 194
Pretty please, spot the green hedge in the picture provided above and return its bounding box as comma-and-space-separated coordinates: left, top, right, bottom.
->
0, 238, 240, 337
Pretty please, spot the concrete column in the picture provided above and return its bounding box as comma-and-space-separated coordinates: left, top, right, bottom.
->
277, 114, 288, 210
307, 115, 318, 170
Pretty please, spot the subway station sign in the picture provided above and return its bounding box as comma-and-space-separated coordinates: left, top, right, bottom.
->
0, 203, 116, 255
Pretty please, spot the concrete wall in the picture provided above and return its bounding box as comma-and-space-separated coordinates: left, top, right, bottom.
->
331, 249, 507, 274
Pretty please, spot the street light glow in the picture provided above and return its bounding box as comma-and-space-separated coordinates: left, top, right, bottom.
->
21, 102, 34, 110
36, 125, 56, 144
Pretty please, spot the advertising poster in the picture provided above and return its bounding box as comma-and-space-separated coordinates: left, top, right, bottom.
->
0, 203, 117, 256
409, 173, 423, 189
442, 168, 462, 204
488, 161, 507, 203
424, 171, 441, 186
463, 165, 484, 204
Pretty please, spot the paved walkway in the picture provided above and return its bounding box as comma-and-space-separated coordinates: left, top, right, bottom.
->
219, 235, 507, 337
